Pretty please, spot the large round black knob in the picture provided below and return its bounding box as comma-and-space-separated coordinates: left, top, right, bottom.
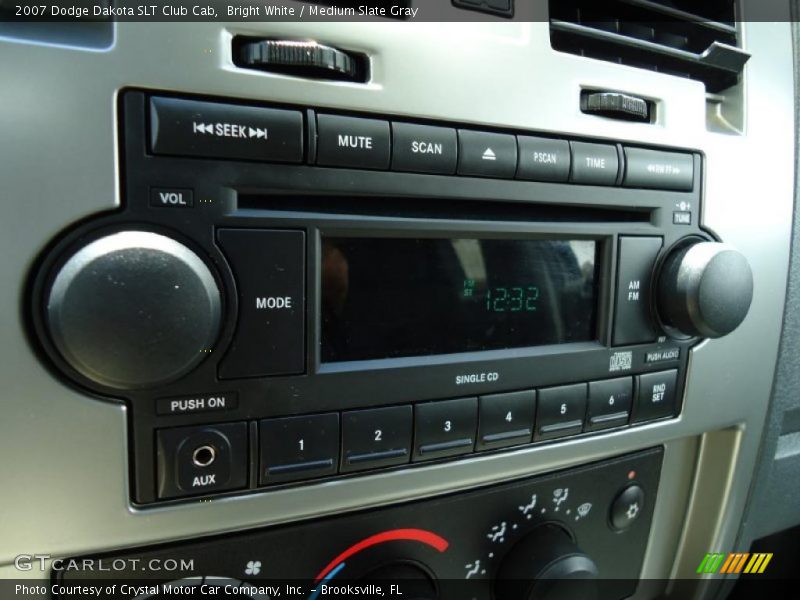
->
495, 524, 598, 600
46, 230, 221, 390
656, 241, 753, 338
362, 562, 437, 599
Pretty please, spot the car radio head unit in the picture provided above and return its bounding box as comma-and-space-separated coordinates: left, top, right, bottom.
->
320, 236, 599, 362
28, 90, 753, 504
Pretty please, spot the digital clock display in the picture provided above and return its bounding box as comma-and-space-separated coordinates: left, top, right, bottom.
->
321, 237, 598, 362
474, 283, 540, 313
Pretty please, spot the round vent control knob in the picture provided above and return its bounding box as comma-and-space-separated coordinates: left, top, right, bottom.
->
237, 40, 362, 81
46, 230, 221, 390
657, 241, 753, 339
362, 562, 437, 599
495, 524, 598, 600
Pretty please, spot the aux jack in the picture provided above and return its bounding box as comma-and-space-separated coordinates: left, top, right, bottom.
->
191, 445, 217, 468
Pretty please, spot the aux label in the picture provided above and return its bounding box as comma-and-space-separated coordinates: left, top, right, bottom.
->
192, 474, 216, 487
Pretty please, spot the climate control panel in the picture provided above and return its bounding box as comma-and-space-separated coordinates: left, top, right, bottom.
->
58, 448, 662, 599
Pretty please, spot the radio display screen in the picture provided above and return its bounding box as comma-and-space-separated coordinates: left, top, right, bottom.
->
321, 237, 599, 362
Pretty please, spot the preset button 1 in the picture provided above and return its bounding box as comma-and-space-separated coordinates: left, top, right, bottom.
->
259, 414, 339, 484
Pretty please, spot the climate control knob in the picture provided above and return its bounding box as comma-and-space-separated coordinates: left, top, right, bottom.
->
362, 562, 437, 599
45, 230, 221, 389
656, 240, 753, 339
495, 524, 598, 600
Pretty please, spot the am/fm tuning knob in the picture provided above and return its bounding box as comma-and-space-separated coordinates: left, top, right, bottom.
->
656, 240, 753, 339
45, 230, 221, 390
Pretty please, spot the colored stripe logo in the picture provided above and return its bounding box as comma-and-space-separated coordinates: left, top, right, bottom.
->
697, 552, 773, 574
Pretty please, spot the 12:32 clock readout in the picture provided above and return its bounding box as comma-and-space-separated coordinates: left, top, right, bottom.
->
463, 279, 540, 313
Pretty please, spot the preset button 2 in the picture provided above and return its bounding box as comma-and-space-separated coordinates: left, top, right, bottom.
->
341, 406, 413, 472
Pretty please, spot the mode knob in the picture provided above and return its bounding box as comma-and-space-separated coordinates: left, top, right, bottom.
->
495, 524, 598, 600
656, 240, 753, 339
45, 230, 221, 390
362, 562, 437, 599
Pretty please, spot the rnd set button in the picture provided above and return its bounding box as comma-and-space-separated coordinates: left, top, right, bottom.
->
217, 229, 305, 379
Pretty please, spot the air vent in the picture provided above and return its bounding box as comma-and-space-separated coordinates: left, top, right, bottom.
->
549, 0, 750, 92
0, 0, 113, 49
